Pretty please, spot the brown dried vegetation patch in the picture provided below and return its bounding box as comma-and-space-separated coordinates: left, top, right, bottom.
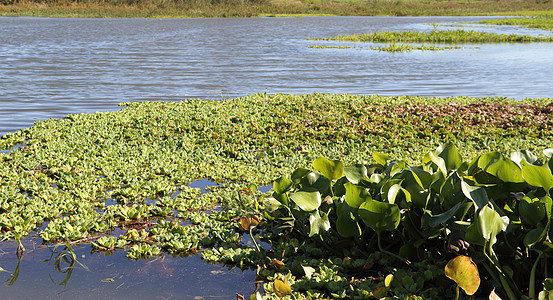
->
395, 102, 553, 130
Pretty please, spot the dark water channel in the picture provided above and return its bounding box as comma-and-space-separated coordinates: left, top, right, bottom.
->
2, 16, 553, 135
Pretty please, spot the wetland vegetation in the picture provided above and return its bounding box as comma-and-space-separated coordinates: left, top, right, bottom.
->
311, 29, 553, 44
2, 94, 553, 298
2, 0, 553, 18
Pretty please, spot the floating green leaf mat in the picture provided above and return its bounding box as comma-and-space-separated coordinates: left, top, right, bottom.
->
1, 93, 553, 298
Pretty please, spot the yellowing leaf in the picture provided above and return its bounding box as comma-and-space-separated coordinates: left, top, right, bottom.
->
240, 216, 259, 231
445, 255, 480, 295
271, 259, 286, 269
274, 276, 292, 297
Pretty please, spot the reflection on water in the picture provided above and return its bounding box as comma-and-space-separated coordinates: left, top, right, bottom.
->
0, 236, 255, 299
0, 178, 255, 299
1, 16, 553, 135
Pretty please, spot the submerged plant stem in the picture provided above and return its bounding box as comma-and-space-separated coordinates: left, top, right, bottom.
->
377, 231, 410, 265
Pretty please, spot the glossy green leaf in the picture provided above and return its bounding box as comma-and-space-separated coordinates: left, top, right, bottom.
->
478, 152, 524, 183
512, 150, 542, 166
524, 225, 548, 248
273, 177, 292, 194
461, 181, 489, 210
436, 143, 463, 172
445, 255, 480, 296
344, 164, 368, 184
291, 168, 311, 184
289, 190, 321, 212
372, 152, 389, 166
309, 210, 331, 237
429, 202, 463, 227
313, 156, 344, 180
424, 150, 448, 176
519, 197, 546, 226
478, 205, 503, 246
359, 200, 400, 232
336, 211, 362, 238
263, 198, 283, 212
344, 182, 370, 209
521, 160, 553, 193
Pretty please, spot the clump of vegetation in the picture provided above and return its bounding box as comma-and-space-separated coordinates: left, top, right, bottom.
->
370, 42, 462, 52
479, 13, 553, 31
252, 144, 553, 299
312, 28, 553, 43
2, 94, 553, 297
308, 45, 351, 49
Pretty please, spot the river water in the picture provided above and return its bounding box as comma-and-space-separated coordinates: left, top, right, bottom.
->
1, 16, 553, 135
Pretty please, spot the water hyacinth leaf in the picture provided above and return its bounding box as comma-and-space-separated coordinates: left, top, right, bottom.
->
372, 152, 389, 166
385, 274, 394, 287
436, 142, 463, 172
344, 182, 370, 208
336, 211, 362, 238
290, 190, 321, 212
429, 202, 463, 227
264, 198, 283, 213
248, 183, 258, 195
519, 197, 546, 226
512, 150, 542, 167
372, 286, 389, 299
273, 177, 292, 194
461, 181, 489, 210
479, 153, 524, 183
313, 156, 344, 180
524, 225, 548, 248
544, 278, 553, 291
291, 168, 310, 184
478, 205, 503, 246
521, 160, 553, 193
359, 200, 400, 232
273, 276, 292, 297
543, 196, 553, 219
387, 184, 411, 205
249, 292, 263, 300
309, 210, 331, 237
344, 164, 368, 184
465, 218, 486, 246
445, 255, 480, 296
271, 259, 286, 269
240, 215, 259, 231
302, 172, 331, 193
424, 150, 448, 176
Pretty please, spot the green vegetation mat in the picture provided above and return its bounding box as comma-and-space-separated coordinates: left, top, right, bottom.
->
2, 94, 553, 298
479, 13, 553, 31
312, 29, 553, 44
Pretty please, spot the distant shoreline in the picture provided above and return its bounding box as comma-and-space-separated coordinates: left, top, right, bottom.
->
2, 0, 553, 18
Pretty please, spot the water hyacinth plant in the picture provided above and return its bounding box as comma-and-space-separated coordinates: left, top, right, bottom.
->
260, 143, 553, 299
1, 94, 553, 297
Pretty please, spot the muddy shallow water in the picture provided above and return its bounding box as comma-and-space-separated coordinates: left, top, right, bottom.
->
1, 16, 553, 135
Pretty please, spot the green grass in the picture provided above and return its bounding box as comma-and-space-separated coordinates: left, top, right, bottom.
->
312, 29, 553, 43
478, 13, 553, 31
308, 45, 351, 49
2, 0, 553, 18
370, 42, 462, 51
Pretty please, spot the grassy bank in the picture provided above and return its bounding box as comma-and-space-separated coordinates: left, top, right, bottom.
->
2, 0, 553, 18
1, 94, 553, 297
